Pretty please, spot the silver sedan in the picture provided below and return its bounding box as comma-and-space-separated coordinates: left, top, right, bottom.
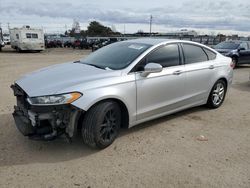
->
12, 39, 233, 149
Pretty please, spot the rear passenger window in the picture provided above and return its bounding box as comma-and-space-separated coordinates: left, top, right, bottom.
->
182, 44, 208, 64
147, 44, 180, 68
203, 48, 216, 60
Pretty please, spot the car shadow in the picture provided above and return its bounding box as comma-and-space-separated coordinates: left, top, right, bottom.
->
120, 106, 208, 137
232, 81, 250, 92
0, 106, 207, 167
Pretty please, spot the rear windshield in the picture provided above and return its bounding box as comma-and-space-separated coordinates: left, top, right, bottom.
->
214, 42, 240, 49
80, 42, 152, 70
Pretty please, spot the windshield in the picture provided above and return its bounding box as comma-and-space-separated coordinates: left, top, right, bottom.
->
80, 42, 152, 70
214, 42, 240, 49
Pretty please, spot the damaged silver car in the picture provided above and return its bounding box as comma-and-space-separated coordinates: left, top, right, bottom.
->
12, 39, 233, 149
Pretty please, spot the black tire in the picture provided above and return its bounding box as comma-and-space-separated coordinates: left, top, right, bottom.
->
232, 56, 238, 69
206, 80, 227, 109
82, 101, 121, 149
17, 48, 22, 53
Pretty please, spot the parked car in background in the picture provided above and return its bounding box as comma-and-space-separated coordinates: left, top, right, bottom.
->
72, 39, 90, 49
92, 40, 104, 51
45, 40, 63, 48
72, 39, 81, 49
56, 40, 63, 48
63, 41, 72, 48
214, 40, 250, 68
92, 38, 118, 51
11, 39, 233, 149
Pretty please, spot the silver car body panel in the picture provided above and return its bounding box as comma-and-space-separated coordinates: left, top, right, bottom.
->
15, 39, 233, 128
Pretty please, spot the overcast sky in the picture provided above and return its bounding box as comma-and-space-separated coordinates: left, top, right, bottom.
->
1, 0, 250, 35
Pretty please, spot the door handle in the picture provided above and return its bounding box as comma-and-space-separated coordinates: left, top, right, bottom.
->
209, 65, 215, 69
173, 70, 182, 75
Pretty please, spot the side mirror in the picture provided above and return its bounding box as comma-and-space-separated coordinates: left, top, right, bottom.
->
140, 63, 163, 77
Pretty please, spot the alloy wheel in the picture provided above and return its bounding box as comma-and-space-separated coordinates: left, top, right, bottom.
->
99, 109, 118, 143
212, 83, 225, 106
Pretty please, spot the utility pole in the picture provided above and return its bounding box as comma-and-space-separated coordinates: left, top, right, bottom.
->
149, 15, 153, 36
7, 22, 10, 29
123, 24, 126, 36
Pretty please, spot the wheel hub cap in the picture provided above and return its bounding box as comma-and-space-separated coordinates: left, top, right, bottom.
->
100, 110, 117, 142
212, 83, 225, 106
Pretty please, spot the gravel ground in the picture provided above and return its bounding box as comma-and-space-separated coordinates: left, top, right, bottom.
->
0, 46, 250, 188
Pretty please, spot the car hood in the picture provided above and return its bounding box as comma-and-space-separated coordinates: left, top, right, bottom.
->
16, 62, 120, 97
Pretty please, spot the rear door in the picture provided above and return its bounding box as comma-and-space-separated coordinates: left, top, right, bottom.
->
135, 43, 187, 121
181, 43, 217, 105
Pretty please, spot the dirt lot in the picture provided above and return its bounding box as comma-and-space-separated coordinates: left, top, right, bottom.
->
0, 46, 250, 188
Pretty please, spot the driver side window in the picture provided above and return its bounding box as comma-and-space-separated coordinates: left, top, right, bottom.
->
147, 44, 180, 68
132, 43, 180, 72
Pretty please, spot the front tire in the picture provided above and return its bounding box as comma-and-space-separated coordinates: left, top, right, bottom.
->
206, 80, 227, 109
82, 101, 121, 149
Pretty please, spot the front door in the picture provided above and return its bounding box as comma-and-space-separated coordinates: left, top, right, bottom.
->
238, 42, 250, 64
135, 43, 187, 121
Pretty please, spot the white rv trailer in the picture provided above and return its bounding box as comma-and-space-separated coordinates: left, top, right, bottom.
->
10, 26, 45, 52
0, 28, 4, 51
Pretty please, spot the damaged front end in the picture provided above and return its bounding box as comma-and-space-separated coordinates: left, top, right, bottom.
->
11, 84, 82, 141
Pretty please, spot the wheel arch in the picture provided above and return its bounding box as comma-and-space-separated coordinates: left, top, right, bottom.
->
217, 77, 228, 89
77, 97, 130, 130
207, 77, 228, 101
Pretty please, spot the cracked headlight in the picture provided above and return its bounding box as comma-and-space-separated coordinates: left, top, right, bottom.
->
27, 92, 82, 105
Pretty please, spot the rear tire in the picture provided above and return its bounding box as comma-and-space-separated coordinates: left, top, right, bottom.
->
17, 48, 22, 53
206, 80, 227, 109
82, 101, 121, 149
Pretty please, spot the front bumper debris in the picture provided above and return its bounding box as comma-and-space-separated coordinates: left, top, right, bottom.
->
13, 107, 35, 136
11, 84, 82, 141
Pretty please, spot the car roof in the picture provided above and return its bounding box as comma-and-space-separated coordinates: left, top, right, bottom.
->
126, 38, 178, 45
223, 40, 249, 44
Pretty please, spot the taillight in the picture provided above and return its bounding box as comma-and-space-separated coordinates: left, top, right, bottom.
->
230, 60, 235, 69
